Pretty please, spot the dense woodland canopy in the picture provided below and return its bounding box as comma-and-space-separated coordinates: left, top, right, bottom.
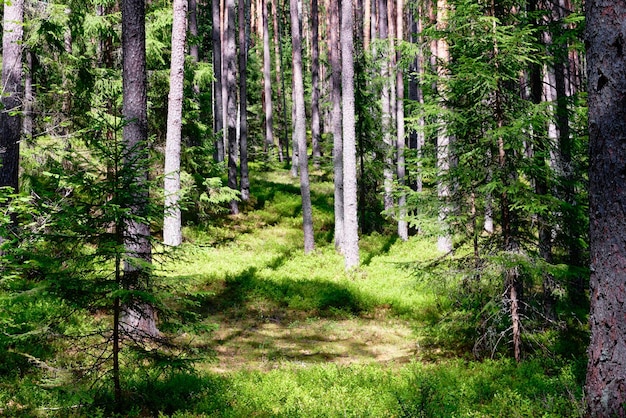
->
0, 0, 624, 415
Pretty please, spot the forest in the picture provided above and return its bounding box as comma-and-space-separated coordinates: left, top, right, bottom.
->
0, 0, 624, 415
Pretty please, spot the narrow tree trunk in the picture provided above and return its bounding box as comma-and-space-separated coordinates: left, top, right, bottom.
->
272, 0, 285, 162
121, 0, 159, 339
277, 0, 290, 161
342, 0, 360, 269
239, 0, 250, 202
586, 1, 626, 415
212, 0, 226, 161
396, 0, 407, 241
0, 0, 24, 192
310, 0, 322, 168
378, 0, 394, 212
225, 0, 239, 213
330, 0, 343, 252
262, 0, 276, 160
163, 0, 188, 246
189, 0, 199, 62
23, 51, 34, 141
290, 0, 315, 253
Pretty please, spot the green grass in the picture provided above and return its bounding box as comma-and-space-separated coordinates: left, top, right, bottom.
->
0, 167, 586, 417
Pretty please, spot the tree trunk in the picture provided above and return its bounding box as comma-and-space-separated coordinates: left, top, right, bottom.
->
435, 0, 452, 253
189, 0, 199, 62
290, 0, 315, 253
342, 0, 360, 269
310, 0, 322, 168
212, 0, 225, 161
330, 0, 343, 252
239, 0, 250, 202
378, 0, 394, 212
163, 0, 188, 247
121, 0, 159, 339
396, 0, 407, 241
0, 0, 24, 192
262, 0, 276, 160
225, 0, 239, 214
23, 51, 34, 141
585, 2, 626, 416
272, 0, 286, 162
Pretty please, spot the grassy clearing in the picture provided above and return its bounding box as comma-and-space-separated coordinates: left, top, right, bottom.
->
0, 167, 586, 416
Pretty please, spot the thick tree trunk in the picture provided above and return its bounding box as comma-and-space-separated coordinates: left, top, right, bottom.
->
121, 0, 159, 339
310, 0, 322, 168
290, 0, 315, 253
212, 0, 225, 162
262, 0, 276, 160
225, 0, 239, 214
330, 0, 343, 252
585, 2, 626, 416
239, 0, 250, 202
163, 0, 188, 247
342, 0, 360, 269
0, 0, 24, 192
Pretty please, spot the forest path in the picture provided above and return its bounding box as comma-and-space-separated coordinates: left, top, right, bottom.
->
167, 168, 441, 373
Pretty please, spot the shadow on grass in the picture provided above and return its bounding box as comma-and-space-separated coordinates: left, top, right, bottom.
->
362, 234, 398, 266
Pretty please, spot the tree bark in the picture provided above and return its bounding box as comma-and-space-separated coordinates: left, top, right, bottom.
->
396, 0, 407, 241
163, 0, 188, 247
225, 0, 239, 214
585, 1, 626, 416
0, 0, 24, 192
188, 0, 199, 62
212, 0, 226, 162
310, 0, 322, 168
121, 0, 159, 339
330, 0, 343, 252
239, 0, 250, 202
290, 0, 315, 253
262, 0, 276, 160
342, 0, 359, 269
378, 0, 394, 212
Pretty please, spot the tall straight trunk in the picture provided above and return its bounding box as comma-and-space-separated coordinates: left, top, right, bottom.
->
163, 0, 188, 246
290, 0, 315, 253
378, 0, 394, 212
272, 0, 286, 162
212, 0, 225, 161
225, 0, 239, 214
435, 0, 452, 253
342, 0, 359, 269
364, 0, 371, 50
277, 0, 290, 161
330, 0, 343, 251
189, 0, 199, 62
262, 0, 276, 159
396, 0, 407, 241
239, 0, 250, 202
0, 0, 24, 193
586, 1, 626, 416
121, 0, 158, 338
310, 0, 322, 168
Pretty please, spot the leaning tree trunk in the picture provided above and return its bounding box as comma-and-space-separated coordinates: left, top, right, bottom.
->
163, 0, 188, 246
342, 0, 360, 269
330, 0, 344, 252
290, 0, 315, 254
585, 1, 626, 416
0, 0, 24, 193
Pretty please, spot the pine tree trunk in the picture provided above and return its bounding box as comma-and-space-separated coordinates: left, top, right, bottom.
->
396, 0, 407, 241
586, 2, 626, 415
212, 0, 226, 162
0, 0, 23, 192
378, 0, 394, 212
121, 0, 159, 339
310, 0, 322, 168
330, 0, 343, 252
163, 0, 188, 247
262, 0, 276, 160
272, 0, 286, 162
290, 0, 314, 253
239, 0, 250, 202
342, 0, 360, 269
189, 0, 199, 63
225, 0, 239, 214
